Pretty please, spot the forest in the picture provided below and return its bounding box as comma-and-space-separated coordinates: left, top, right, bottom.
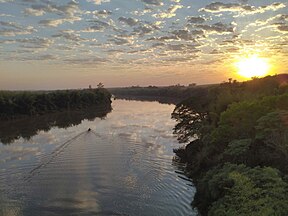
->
0, 88, 112, 120
172, 74, 288, 215
109, 84, 213, 104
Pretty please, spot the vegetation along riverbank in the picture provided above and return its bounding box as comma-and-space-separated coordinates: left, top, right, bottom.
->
0, 88, 112, 120
172, 74, 288, 215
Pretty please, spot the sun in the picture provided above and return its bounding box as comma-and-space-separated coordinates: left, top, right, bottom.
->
235, 55, 270, 79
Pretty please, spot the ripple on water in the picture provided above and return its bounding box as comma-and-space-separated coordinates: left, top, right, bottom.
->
0, 100, 197, 216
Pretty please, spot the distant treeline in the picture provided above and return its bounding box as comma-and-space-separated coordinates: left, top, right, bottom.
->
109, 84, 216, 104
0, 88, 112, 119
172, 74, 288, 215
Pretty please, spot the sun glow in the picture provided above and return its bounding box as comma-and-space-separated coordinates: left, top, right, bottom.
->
235, 55, 270, 79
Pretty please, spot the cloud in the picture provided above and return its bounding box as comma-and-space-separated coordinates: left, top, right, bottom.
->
225, 47, 240, 53
164, 56, 197, 63
258, 2, 286, 13
39, 16, 81, 27
141, 0, 163, 6
83, 20, 111, 32
105, 49, 125, 54
1, 0, 287, 73
52, 0, 80, 17
37, 54, 58, 60
0, 21, 21, 29
85, 9, 112, 17
118, 17, 139, 26
274, 14, 288, 32
195, 22, 235, 35
166, 44, 199, 53
14, 54, 59, 61
187, 16, 206, 24
278, 14, 288, 21
24, 8, 45, 16
277, 25, 288, 32
172, 29, 195, 41
22, 0, 37, 2
0, 21, 36, 36
200, 2, 250, 13
190, 29, 205, 37
39, 19, 65, 27
52, 30, 86, 42
0, 13, 14, 17
108, 36, 132, 45
209, 49, 223, 55
133, 22, 160, 36
147, 35, 178, 42
55, 45, 74, 51
16, 37, 54, 49
30, 1, 80, 16
0, 29, 33, 36
0, 39, 14, 44
200, 2, 286, 16
32, 1, 81, 27
0, 0, 14, 2
151, 42, 165, 47
153, 4, 183, 19
260, 14, 288, 33
64, 56, 108, 65
131, 8, 152, 16
87, 0, 110, 5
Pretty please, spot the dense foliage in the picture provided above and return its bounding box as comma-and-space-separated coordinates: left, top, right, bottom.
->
0, 88, 112, 119
172, 74, 288, 215
196, 163, 288, 216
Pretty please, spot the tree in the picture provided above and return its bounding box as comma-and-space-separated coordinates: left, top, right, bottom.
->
97, 82, 104, 88
194, 163, 288, 216
255, 110, 288, 153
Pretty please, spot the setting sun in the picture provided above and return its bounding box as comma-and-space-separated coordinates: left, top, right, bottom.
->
236, 55, 270, 79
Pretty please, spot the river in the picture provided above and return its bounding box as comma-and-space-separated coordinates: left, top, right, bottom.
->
0, 99, 197, 216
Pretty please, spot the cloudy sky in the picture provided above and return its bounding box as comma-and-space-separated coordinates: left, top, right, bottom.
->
0, 0, 288, 89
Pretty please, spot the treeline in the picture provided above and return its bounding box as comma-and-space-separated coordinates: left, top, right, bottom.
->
172, 74, 288, 215
0, 88, 112, 119
109, 84, 215, 104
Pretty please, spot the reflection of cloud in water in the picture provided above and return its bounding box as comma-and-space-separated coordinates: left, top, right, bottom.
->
110, 121, 127, 129
0, 146, 40, 164
0, 201, 23, 216
28, 132, 58, 145
42, 190, 100, 214
118, 133, 132, 138
160, 133, 174, 139
123, 175, 138, 190
144, 142, 165, 155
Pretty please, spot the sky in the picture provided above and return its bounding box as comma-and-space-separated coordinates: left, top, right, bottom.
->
0, 0, 288, 90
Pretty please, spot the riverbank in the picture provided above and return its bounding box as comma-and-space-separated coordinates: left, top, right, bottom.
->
0, 88, 112, 120
172, 74, 288, 215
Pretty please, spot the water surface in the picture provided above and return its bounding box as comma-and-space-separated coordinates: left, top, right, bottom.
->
0, 99, 196, 216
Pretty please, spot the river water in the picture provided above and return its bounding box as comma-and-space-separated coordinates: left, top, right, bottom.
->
0, 99, 197, 216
